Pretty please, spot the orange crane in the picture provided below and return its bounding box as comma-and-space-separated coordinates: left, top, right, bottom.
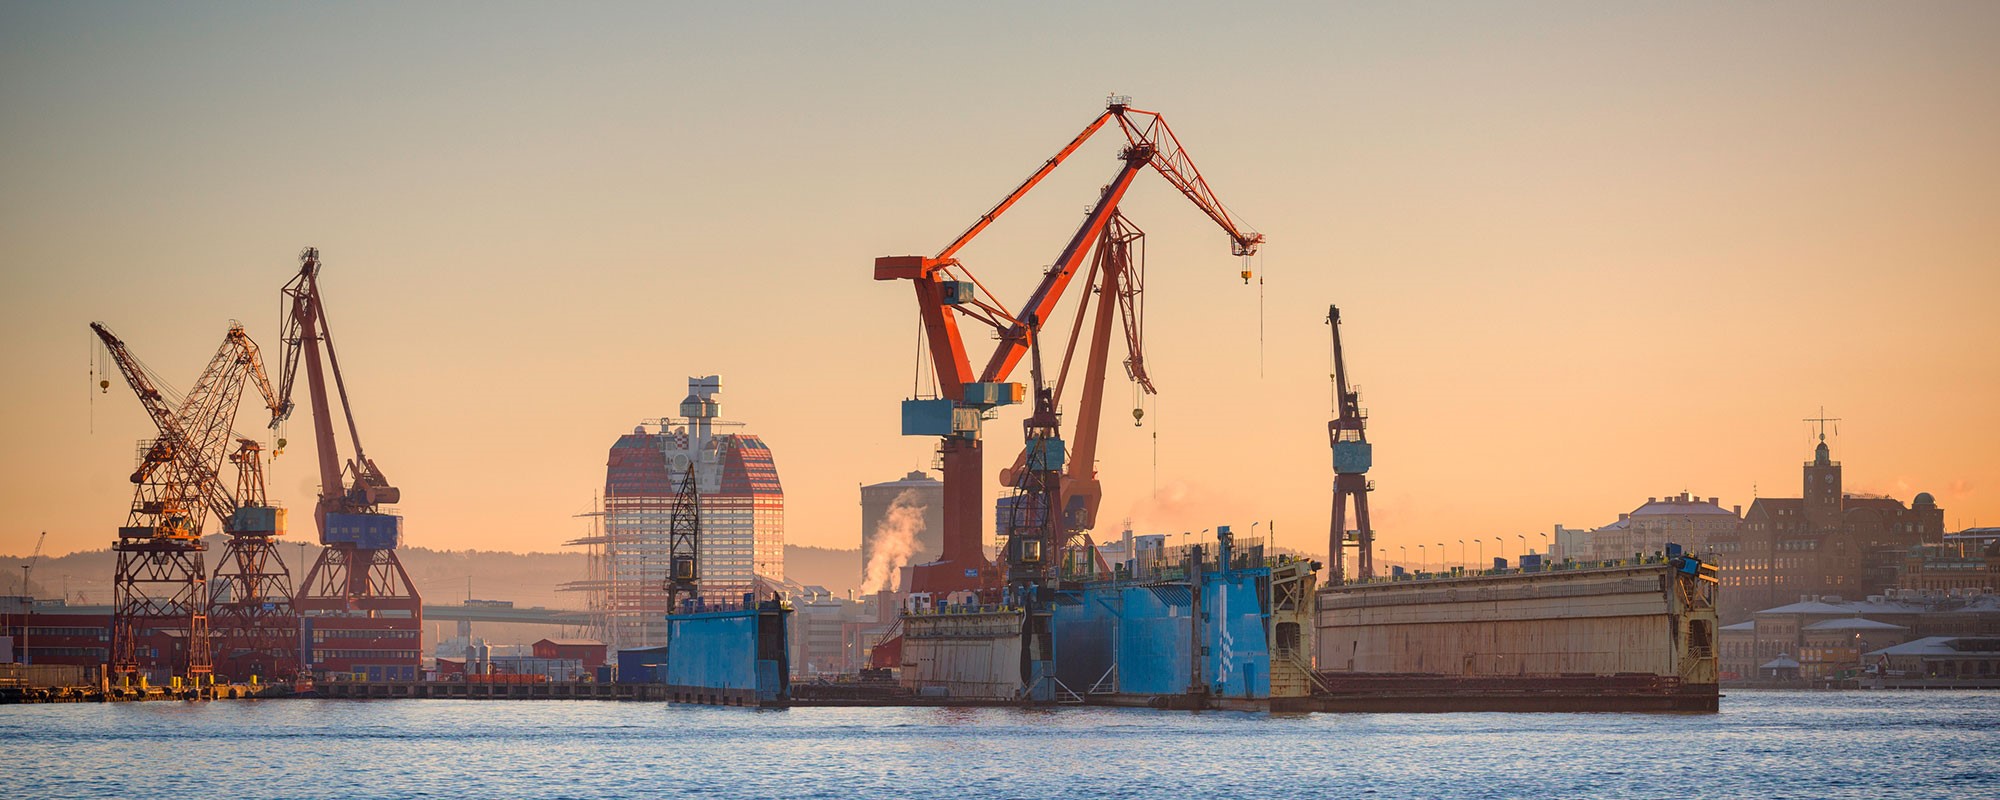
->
274, 248, 422, 680
876, 97, 1262, 598
92, 321, 286, 684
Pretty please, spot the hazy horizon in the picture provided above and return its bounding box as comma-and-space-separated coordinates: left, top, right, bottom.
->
4, 2, 1996, 561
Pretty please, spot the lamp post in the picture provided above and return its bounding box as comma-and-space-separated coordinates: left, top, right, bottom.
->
1417, 545, 1426, 574
1518, 533, 1528, 557
1493, 536, 1504, 563
1476, 539, 1485, 571
1540, 532, 1551, 558
1399, 545, 1407, 571
1436, 543, 1445, 574
1458, 539, 1466, 572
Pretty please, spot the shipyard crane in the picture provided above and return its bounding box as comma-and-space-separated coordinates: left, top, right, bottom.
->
875, 96, 1263, 598
1326, 305, 1375, 583
274, 248, 422, 667
91, 321, 287, 683
663, 467, 700, 615
20, 532, 44, 594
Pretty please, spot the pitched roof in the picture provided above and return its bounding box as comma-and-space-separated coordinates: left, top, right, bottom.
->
1865, 636, 2000, 657
1804, 617, 1907, 632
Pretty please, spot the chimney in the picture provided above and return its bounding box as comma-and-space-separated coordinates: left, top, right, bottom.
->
1733, 505, 1742, 517
1708, 497, 1719, 506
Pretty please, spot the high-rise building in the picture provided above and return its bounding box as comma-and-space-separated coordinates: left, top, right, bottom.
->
586, 377, 785, 649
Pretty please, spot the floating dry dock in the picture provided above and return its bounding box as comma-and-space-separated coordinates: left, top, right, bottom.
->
1306, 552, 1721, 712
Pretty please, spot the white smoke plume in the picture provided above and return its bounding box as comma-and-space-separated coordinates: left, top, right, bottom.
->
860, 489, 927, 594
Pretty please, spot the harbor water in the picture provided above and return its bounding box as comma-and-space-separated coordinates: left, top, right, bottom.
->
4, 691, 1995, 799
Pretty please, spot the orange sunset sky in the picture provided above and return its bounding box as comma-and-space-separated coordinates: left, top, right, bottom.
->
3, 3, 1996, 563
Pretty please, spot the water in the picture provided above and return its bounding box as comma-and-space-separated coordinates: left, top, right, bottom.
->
4, 691, 1995, 799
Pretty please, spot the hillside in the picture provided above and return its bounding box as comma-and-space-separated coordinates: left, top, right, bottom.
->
3, 540, 860, 608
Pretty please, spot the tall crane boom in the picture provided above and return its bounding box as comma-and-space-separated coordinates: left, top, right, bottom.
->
93, 320, 284, 685
271, 247, 422, 680
90, 322, 287, 534
875, 97, 1263, 598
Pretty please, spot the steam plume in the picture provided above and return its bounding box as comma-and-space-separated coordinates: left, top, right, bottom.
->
861, 488, 926, 594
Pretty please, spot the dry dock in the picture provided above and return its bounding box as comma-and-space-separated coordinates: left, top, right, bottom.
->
1309, 555, 1721, 712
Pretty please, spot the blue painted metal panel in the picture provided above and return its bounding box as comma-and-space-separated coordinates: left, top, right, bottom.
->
756, 660, 782, 702
1027, 438, 1066, 472
616, 646, 672, 684
1333, 440, 1373, 474
1053, 567, 1279, 701
324, 513, 402, 549
664, 610, 761, 692
1052, 590, 1115, 692
1116, 585, 1193, 695
901, 399, 955, 436
1201, 573, 1273, 699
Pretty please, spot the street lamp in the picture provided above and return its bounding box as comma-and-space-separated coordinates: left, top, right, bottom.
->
1476, 539, 1485, 571
1418, 545, 1427, 574
1517, 533, 1528, 557
1436, 543, 1445, 574
1493, 536, 1503, 563
1540, 532, 1551, 558
1399, 545, 1408, 570
1457, 540, 1466, 571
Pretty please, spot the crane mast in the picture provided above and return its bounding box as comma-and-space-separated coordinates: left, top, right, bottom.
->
1327, 305, 1375, 584
276, 248, 422, 680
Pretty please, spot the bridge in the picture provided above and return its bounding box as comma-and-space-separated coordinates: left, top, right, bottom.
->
423, 604, 590, 626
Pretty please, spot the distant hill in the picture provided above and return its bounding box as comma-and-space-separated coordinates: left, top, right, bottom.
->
3, 539, 860, 608
783, 545, 860, 597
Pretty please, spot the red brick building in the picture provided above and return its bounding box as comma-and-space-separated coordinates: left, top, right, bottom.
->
1709, 438, 1945, 621
532, 638, 607, 669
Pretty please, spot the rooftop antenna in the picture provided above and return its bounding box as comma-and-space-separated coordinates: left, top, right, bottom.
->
1804, 406, 1841, 444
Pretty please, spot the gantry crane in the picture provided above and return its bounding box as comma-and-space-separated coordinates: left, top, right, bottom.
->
274, 248, 422, 678
210, 436, 301, 679
1326, 305, 1374, 583
875, 96, 1262, 599
92, 321, 286, 684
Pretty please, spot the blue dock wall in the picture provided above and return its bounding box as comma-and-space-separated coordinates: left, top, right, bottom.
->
1053, 570, 1273, 700
665, 612, 761, 692
1200, 571, 1272, 699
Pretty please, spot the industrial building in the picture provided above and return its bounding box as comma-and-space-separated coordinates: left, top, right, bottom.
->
859, 471, 942, 590
577, 377, 786, 651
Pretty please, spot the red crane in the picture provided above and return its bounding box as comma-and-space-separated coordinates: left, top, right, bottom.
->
275, 248, 422, 680
876, 97, 1262, 598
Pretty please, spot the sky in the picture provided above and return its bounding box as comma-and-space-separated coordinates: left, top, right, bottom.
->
3, 2, 1996, 564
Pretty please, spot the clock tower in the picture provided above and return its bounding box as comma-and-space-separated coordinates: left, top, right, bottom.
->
1802, 412, 1844, 530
